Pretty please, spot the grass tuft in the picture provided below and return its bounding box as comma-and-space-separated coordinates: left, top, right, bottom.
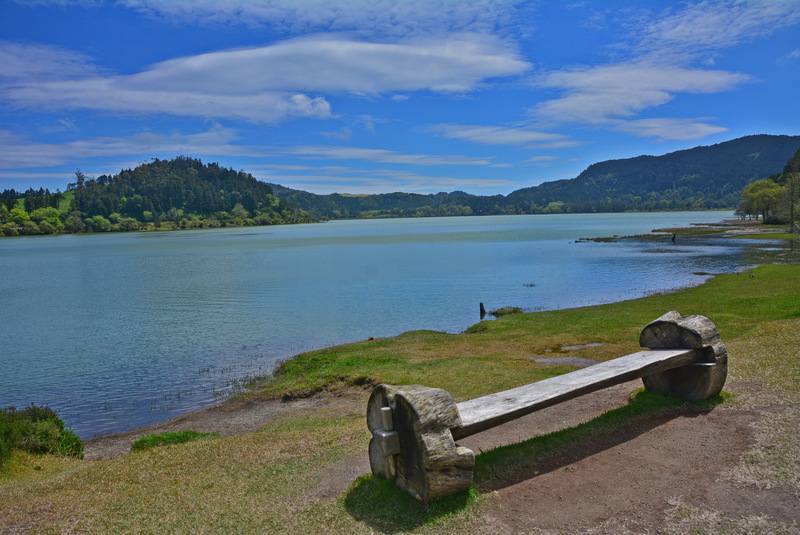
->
130, 430, 220, 452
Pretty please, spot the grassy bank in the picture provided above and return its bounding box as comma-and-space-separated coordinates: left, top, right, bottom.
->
1, 263, 798, 533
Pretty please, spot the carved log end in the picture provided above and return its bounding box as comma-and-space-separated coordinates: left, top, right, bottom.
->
366, 384, 475, 503
639, 312, 727, 401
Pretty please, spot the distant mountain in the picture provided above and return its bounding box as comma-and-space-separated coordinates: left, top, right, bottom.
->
505, 134, 800, 213
269, 134, 800, 218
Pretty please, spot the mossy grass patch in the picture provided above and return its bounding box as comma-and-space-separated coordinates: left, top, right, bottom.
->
130, 430, 220, 452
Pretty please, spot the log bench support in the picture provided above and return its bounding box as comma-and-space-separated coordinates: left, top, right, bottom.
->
366, 311, 727, 503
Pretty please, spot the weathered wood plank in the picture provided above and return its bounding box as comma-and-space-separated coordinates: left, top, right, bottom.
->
452, 348, 700, 440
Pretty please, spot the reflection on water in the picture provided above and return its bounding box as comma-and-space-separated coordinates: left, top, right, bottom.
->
0, 212, 788, 437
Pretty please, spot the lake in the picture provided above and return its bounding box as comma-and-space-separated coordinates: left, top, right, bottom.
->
0, 211, 769, 438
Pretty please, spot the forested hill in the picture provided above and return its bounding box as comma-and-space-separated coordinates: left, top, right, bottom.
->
0, 157, 307, 236
66, 157, 303, 229
271, 134, 800, 218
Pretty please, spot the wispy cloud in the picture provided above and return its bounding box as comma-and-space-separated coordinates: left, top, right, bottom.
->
612, 117, 728, 141
634, 0, 800, 61
0, 125, 246, 169
431, 124, 581, 149
531, 63, 749, 127
0, 125, 498, 172
1, 35, 530, 123
783, 49, 800, 62
0, 40, 101, 81
277, 145, 495, 166
320, 127, 352, 141
115, 0, 524, 39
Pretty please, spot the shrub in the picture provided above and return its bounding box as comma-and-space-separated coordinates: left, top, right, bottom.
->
0, 223, 18, 236
0, 405, 84, 467
0, 411, 21, 468
18, 220, 41, 235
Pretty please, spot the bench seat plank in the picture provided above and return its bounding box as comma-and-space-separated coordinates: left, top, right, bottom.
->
452, 348, 700, 440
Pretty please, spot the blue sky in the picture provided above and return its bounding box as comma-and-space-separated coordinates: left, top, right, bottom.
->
1, 0, 799, 195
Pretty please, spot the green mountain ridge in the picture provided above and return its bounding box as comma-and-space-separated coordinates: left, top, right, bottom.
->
270, 134, 800, 218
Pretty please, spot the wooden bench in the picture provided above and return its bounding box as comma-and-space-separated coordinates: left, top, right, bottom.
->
366, 311, 728, 503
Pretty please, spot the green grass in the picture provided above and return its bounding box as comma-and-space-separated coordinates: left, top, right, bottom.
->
739, 232, 800, 240
130, 430, 220, 452
59, 191, 74, 213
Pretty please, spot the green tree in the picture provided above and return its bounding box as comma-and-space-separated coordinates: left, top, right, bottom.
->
231, 203, 248, 219
783, 172, 799, 233
8, 206, 29, 224
741, 179, 786, 222
30, 207, 61, 226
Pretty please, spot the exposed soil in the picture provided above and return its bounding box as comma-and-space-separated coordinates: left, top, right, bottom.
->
84, 378, 799, 533
83, 396, 331, 460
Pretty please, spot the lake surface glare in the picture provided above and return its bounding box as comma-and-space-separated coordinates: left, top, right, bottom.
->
0, 212, 768, 437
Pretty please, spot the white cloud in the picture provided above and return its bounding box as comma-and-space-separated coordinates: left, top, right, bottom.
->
115, 0, 522, 39
612, 117, 728, 141
432, 124, 577, 148
532, 62, 749, 125
0, 125, 248, 169
320, 127, 352, 141
0, 40, 100, 81
1, 35, 529, 123
127, 35, 530, 94
3, 79, 332, 123
278, 145, 494, 166
785, 49, 800, 61
635, 0, 800, 61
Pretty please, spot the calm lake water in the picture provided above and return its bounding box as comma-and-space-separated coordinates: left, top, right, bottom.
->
0, 211, 772, 438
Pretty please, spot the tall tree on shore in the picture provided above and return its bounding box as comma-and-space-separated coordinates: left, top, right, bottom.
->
781, 148, 800, 233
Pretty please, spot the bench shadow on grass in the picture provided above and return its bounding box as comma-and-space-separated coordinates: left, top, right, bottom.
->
343, 390, 726, 533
